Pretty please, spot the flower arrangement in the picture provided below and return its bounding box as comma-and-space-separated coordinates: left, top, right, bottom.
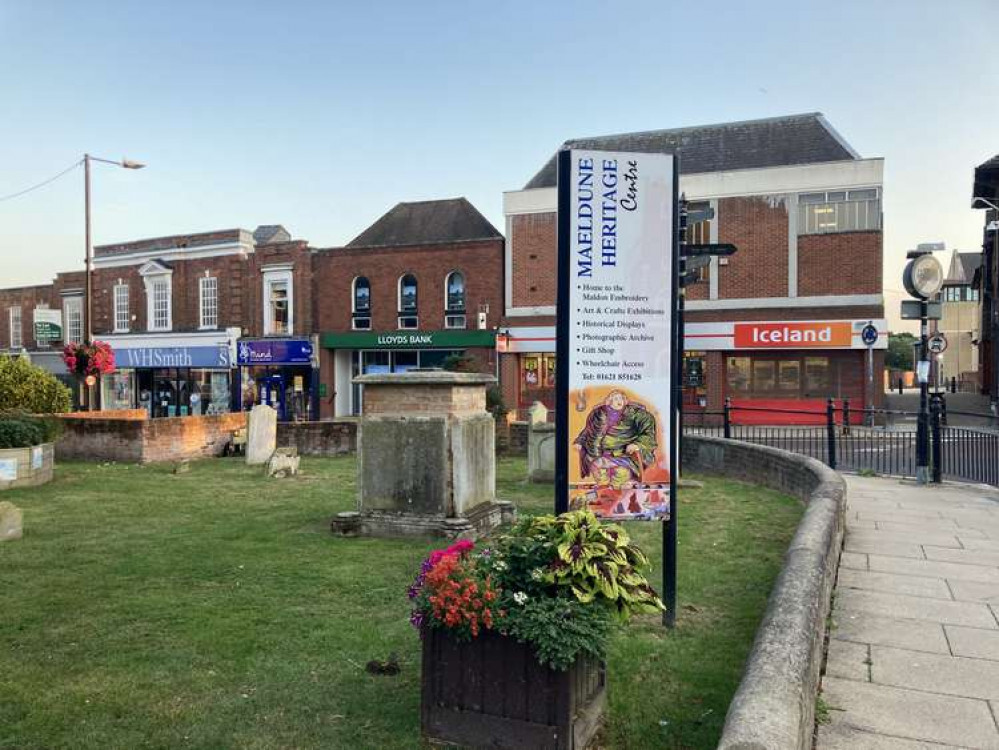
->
62, 341, 116, 379
409, 511, 664, 670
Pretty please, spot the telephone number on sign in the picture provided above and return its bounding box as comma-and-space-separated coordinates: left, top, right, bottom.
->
595, 373, 643, 382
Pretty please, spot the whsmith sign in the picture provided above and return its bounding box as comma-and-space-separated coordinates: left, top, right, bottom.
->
116, 345, 232, 369
320, 330, 496, 350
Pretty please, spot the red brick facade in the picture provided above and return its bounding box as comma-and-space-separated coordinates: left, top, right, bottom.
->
509, 213, 557, 309
797, 231, 882, 297
717, 197, 789, 299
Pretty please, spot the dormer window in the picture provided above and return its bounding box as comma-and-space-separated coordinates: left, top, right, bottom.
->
139, 260, 173, 332
353, 276, 371, 330
398, 274, 418, 329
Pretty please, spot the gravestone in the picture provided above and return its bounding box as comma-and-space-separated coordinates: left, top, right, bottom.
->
246, 404, 277, 465
332, 371, 515, 539
528, 401, 549, 425
528, 421, 556, 483
0, 501, 23, 542
268, 447, 300, 478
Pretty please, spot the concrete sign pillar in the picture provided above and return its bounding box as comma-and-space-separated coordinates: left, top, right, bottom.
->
333, 371, 514, 539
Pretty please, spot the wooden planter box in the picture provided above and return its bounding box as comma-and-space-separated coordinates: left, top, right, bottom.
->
421, 627, 606, 749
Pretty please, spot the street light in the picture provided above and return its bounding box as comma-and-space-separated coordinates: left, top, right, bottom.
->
82, 153, 145, 408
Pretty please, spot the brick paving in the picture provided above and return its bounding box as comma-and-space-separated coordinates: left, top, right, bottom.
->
817, 476, 999, 749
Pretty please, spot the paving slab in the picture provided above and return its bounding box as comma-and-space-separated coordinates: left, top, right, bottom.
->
946, 626, 999, 662
847, 528, 965, 548
820, 676, 999, 749
844, 537, 927, 559
868, 555, 999, 584
874, 518, 962, 532
838, 568, 953, 600
826, 638, 870, 681
840, 551, 869, 570
872, 645, 999, 701
926, 547, 999, 568
832, 611, 950, 654
947, 581, 999, 604
816, 722, 971, 750
836, 588, 998, 629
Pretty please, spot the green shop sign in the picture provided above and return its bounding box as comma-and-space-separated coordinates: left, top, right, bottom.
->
320, 329, 496, 350
34, 321, 62, 342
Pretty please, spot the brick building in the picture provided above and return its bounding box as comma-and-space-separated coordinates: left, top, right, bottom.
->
930, 250, 982, 390
500, 113, 887, 422
312, 198, 504, 418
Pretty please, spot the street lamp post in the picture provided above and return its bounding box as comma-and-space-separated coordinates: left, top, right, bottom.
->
82, 154, 145, 408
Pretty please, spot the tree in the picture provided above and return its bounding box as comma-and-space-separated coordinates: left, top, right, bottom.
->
886, 333, 918, 371
0, 355, 72, 413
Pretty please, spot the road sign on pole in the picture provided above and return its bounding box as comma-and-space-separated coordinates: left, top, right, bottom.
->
928, 333, 948, 354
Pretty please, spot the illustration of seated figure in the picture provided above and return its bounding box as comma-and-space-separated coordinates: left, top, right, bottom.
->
575, 390, 657, 491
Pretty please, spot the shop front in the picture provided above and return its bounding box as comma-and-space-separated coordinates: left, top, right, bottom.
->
499, 319, 887, 424
237, 338, 318, 422
320, 329, 496, 417
101, 329, 239, 418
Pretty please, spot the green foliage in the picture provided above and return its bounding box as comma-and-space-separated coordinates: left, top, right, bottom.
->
886, 332, 918, 371
486, 385, 508, 419
440, 352, 478, 372
526, 510, 665, 618
0, 356, 72, 414
502, 596, 613, 671
0, 418, 44, 448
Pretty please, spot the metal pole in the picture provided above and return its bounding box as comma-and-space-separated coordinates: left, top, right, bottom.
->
826, 397, 837, 470
723, 396, 732, 439
917, 300, 930, 484
83, 154, 92, 411
866, 341, 874, 427
931, 393, 943, 484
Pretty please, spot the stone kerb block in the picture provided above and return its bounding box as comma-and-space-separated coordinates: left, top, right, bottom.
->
246, 404, 277, 465
0, 501, 23, 542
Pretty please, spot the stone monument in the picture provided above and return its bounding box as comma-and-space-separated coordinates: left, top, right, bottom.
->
246, 404, 277, 465
332, 371, 514, 539
527, 420, 556, 483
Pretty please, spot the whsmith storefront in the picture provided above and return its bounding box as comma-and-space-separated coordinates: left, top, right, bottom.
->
320, 329, 496, 417
101, 329, 240, 418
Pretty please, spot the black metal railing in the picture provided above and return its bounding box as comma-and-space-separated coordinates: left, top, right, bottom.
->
682, 397, 999, 487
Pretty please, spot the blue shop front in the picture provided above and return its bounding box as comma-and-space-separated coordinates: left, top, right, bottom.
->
237, 338, 319, 422
101, 329, 240, 418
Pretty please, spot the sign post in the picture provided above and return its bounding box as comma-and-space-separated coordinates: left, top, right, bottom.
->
861, 322, 879, 426
555, 149, 678, 623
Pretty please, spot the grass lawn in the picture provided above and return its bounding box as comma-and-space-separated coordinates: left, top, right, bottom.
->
0, 456, 802, 750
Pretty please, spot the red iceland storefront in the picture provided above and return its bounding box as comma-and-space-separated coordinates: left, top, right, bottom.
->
501, 318, 887, 425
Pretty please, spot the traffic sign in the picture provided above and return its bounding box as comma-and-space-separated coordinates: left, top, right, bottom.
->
860, 323, 879, 347
928, 333, 948, 354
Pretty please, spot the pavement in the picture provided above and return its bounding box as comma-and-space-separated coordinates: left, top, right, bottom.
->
817, 475, 999, 749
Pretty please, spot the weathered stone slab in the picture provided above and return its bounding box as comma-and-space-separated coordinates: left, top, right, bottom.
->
837, 568, 953, 600
872, 645, 999, 700
246, 404, 277, 465
839, 551, 868, 570
817, 721, 971, 749
836, 588, 997, 629
832, 612, 950, 654
0, 501, 22, 542
825, 638, 870, 681
820, 676, 999, 749
843, 537, 925, 559
947, 625, 999, 662
267, 449, 300, 478
946, 580, 999, 604
868, 554, 999, 584
925, 546, 999, 568
847, 528, 963, 548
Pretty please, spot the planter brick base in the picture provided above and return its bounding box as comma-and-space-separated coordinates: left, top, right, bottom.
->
421, 628, 606, 749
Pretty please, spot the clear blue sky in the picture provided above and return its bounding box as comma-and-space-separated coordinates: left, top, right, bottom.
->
2, 1, 997, 329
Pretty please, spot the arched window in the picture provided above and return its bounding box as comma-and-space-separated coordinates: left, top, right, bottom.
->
398, 274, 418, 329
445, 271, 465, 312
444, 271, 467, 329
352, 276, 371, 330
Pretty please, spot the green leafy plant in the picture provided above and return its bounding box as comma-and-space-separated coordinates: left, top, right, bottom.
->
0, 417, 44, 448
526, 510, 665, 618
501, 596, 611, 670
0, 356, 72, 414
486, 385, 508, 420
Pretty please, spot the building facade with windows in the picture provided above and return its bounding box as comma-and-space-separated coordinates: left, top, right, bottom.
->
312, 198, 504, 418
930, 250, 982, 390
500, 113, 887, 422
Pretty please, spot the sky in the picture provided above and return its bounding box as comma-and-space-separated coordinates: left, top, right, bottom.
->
2, 0, 997, 331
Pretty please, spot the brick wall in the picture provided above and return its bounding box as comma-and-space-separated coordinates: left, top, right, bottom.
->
276, 420, 356, 456
362, 384, 487, 416
313, 239, 504, 334
0, 285, 56, 349
509, 213, 556, 309
717, 196, 789, 299
56, 412, 247, 463
797, 232, 882, 296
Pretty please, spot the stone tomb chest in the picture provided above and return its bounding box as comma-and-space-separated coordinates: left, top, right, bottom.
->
333, 371, 513, 539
